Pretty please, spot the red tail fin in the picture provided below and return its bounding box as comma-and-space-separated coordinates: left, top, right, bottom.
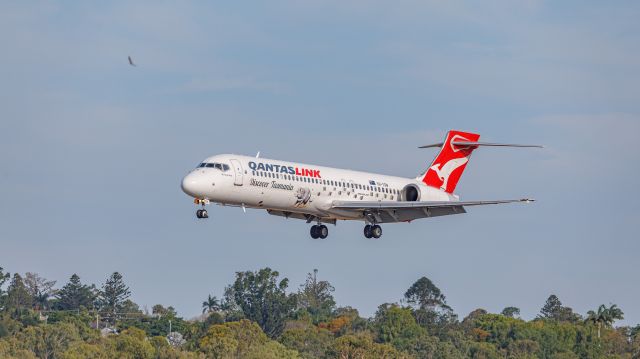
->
419, 130, 480, 193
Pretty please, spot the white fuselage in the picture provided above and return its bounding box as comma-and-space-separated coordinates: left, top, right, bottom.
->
181, 154, 456, 223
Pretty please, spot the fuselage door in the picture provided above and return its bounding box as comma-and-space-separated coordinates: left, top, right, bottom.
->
230, 159, 243, 186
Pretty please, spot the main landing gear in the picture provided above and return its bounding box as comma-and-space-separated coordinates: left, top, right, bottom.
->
196, 209, 209, 219
310, 224, 328, 239
364, 224, 382, 239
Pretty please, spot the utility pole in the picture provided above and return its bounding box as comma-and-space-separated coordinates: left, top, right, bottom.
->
169, 320, 172, 335
96, 314, 99, 330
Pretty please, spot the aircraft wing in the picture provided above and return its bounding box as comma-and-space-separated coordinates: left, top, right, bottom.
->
332, 198, 534, 210
330, 198, 534, 222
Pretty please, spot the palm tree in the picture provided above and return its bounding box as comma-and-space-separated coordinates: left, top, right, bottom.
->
586, 304, 624, 339
202, 294, 220, 314
605, 304, 624, 326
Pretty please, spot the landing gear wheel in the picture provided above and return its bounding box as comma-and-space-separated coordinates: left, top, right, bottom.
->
196, 209, 209, 219
318, 225, 328, 239
310, 225, 320, 239
363, 225, 373, 239
371, 225, 382, 238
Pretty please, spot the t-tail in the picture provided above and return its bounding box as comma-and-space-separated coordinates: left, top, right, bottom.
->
417, 130, 542, 194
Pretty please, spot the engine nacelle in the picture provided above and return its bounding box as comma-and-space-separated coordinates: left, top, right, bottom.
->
401, 184, 421, 202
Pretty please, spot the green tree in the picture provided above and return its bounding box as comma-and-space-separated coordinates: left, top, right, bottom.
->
24, 272, 56, 311
60, 342, 107, 359
501, 306, 520, 318
538, 295, 580, 322
106, 327, 155, 359
329, 332, 410, 359
152, 304, 177, 317
202, 295, 220, 314
199, 319, 300, 358
404, 277, 449, 311
585, 304, 624, 339
98, 272, 131, 323
0, 267, 10, 310
373, 303, 427, 352
16, 322, 81, 359
5, 274, 32, 318
55, 274, 96, 311
404, 276, 457, 336
231, 268, 297, 338
631, 326, 640, 359
296, 269, 335, 325
279, 325, 334, 359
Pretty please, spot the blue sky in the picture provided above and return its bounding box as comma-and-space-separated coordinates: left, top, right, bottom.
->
1, 1, 639, 325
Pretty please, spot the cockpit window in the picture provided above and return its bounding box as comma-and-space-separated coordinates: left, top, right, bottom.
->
198, 162, 230, 171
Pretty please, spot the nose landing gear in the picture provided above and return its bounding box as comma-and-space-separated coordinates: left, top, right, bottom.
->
196, 209, 209, 219
364, 224, 382, 239
310, 224, 328, 239
194, 198, 210, 219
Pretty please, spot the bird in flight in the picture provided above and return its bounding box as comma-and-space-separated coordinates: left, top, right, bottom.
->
128, 56, 136, 67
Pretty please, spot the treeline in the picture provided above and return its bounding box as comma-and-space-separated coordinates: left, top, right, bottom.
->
0, 266, 638, 359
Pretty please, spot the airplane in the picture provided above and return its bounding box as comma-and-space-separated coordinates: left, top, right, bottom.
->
181, 130, 541, 239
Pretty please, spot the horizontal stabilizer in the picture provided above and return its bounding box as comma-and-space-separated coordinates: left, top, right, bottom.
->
419, 142, 542, 149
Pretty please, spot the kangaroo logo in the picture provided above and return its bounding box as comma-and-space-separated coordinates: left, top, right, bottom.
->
429, 157, 469, 191
427, 134, 472, 191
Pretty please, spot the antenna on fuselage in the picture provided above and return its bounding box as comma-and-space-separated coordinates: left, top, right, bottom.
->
256, 151, 260, 158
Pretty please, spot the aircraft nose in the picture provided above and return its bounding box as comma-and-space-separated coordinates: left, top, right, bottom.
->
181, 172, 208, 198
